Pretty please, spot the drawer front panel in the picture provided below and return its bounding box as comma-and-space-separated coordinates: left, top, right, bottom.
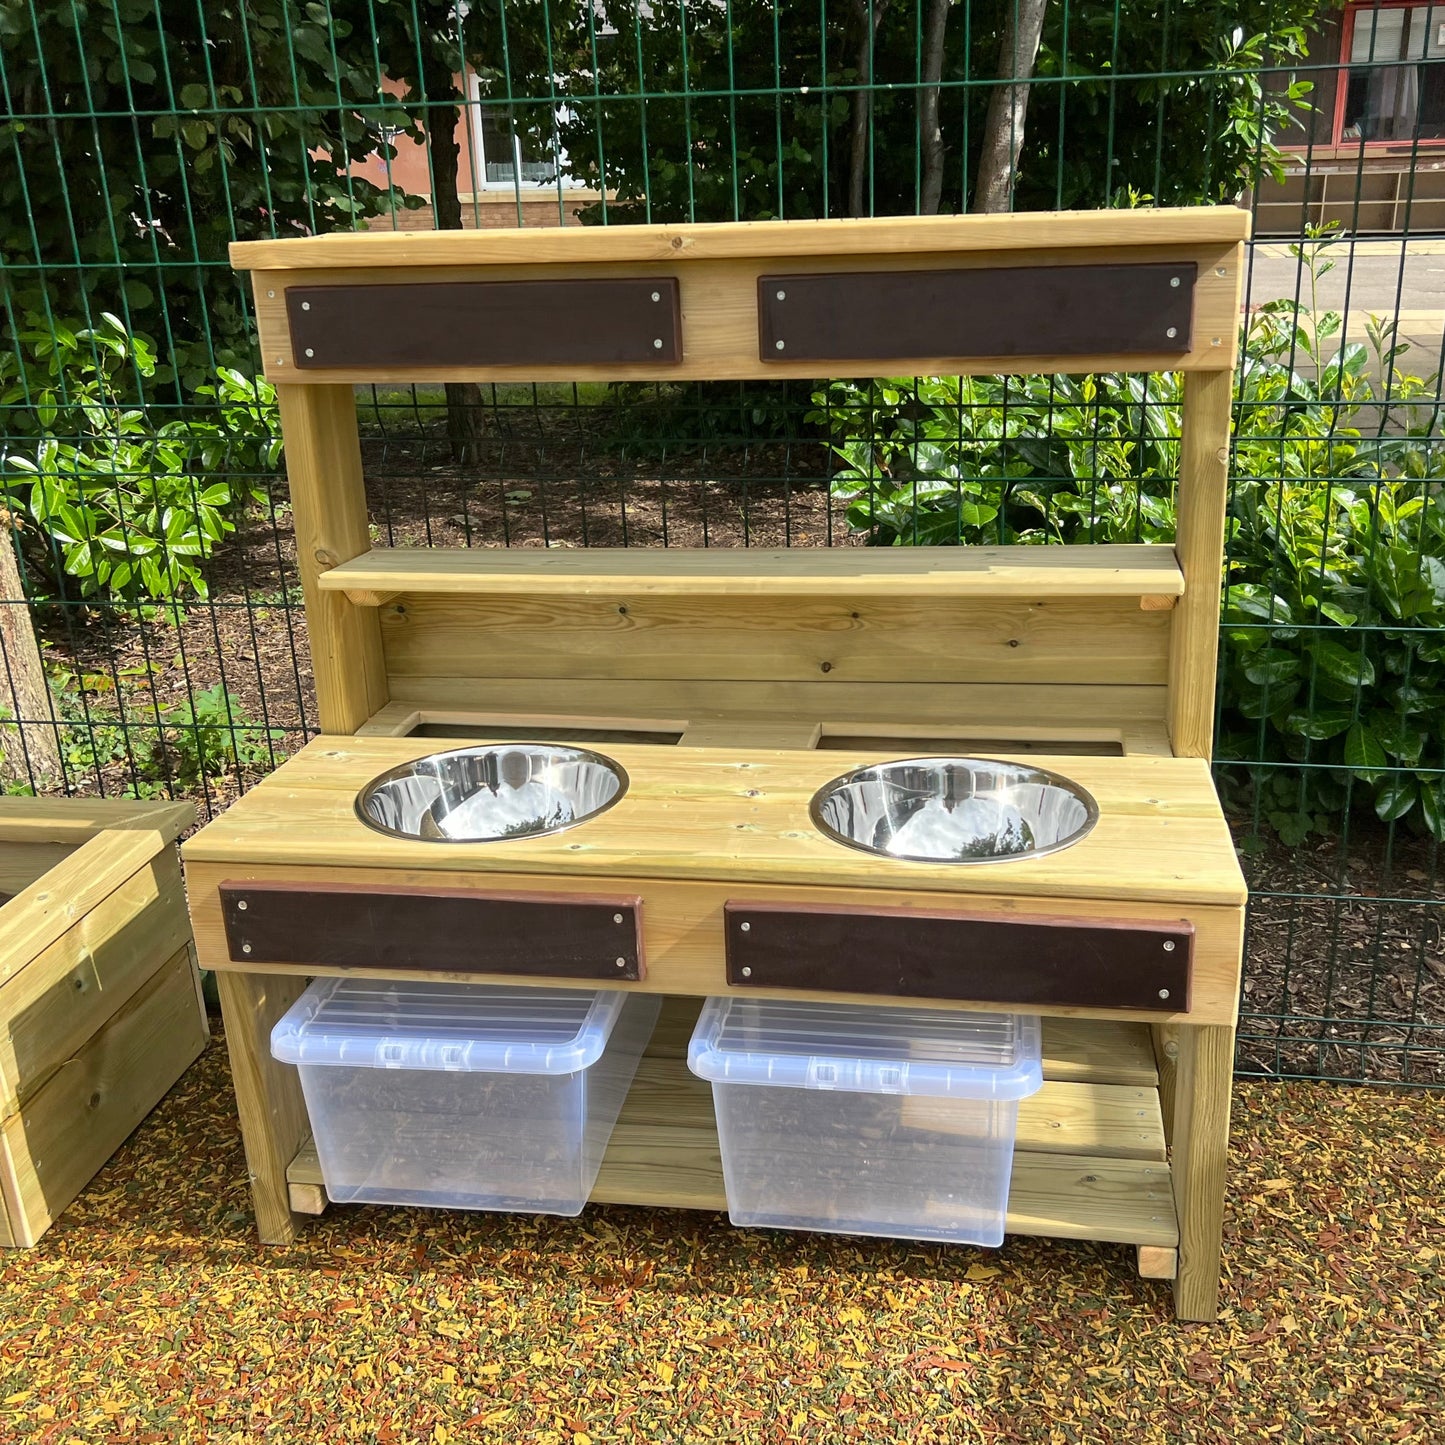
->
724, 902, 1192, 1012
220, 881, 644, 981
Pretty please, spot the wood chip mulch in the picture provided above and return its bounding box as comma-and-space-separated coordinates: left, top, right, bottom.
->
1, 1028, 1441, 1443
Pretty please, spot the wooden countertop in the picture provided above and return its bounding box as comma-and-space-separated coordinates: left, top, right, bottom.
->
184, 739, 1246, 909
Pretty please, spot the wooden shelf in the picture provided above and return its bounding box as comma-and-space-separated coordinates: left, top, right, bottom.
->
316, 545, 1185, 607
285, 1001, 1176, 1252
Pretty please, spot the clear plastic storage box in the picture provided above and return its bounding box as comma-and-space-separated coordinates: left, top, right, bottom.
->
271, 979, 660, 1215
688, 997, 1043, 1246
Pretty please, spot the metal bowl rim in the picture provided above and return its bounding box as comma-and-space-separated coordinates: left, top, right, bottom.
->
353, 743, 631, 843
807, 754, 1100, 865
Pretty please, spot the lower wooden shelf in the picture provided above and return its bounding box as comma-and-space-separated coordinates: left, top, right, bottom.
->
285, 998, 1179, 1258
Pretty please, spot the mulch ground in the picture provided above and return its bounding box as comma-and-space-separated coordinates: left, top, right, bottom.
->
0, 1026, 1440, 1444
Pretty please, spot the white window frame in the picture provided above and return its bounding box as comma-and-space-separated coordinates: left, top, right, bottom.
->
465, 69, 584, 192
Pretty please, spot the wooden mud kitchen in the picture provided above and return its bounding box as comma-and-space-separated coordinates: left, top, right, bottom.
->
183, 208, 1250, 1321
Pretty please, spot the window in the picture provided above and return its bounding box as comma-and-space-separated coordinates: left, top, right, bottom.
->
466, 72, 576, 189
1341, 2, 1445, 144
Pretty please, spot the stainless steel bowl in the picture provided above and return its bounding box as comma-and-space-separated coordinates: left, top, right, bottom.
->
355, 745, 628, 843
810, 757, 1098, 864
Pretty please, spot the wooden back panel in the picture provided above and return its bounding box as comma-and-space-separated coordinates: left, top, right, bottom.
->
231, 209, 1249, 759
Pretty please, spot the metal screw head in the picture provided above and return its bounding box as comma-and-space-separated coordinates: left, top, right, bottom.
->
275, 357, 285, 366
237, 899, 248, 911
1165, 327, 1178, 340
241, 942, 252, 955
740, 921, 751, 932
301, 301, 311, 311
1169, 276, 1181, 288
775, 340, 785, 351
1211, 337, 1223, 347
613, 913, 624, 924
741, 966, 752, 978
652, 338, 663, 349
615, 957, 626, 969
651, 291, 660, 302
1216, 266, 1227, 277
1163, 940, 1175, 952
266, 289, 276, 299
1158, 988, 1171, 1000
776, 289, 786, 301
304, 347, 315, 358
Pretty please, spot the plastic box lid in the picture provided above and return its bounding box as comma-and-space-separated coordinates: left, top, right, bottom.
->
688, 997, 1043, 1100
271, 978, 629, 1075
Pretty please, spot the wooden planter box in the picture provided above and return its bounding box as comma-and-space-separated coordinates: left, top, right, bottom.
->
0, 798, 209, 1246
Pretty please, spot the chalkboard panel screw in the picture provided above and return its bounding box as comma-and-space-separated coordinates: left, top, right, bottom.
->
775, 340, 785, 351
741, 966, 752, 978
1165, 327, 1177, 340
740, 922, 751, 932
651, 291, 660, 302
305, 348, 315, 358
237, 899, 248, 911
1163, 940, 1175, 952
653, 338, 663, 349
1169, 276, 1180, 288
301, 301, 311, 311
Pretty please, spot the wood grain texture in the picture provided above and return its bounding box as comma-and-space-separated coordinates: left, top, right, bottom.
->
0, 825, 180, 987
320, 543, 1187, 601
187, 862, 1247, 1028
1170, 338, 1238, 759
274, 384, 387, 734
1169, 1023, 1236, 1322
378, 677, 1171, 756
231, 207, 1251, 271
1137, 1245, 1179, 1280
0, 946, 206, 1247
0, 843, 76, 897
181, 738, 1247, 909
215, 970, 311, 1246
0, 848, 191, 1116
244, 243, 1241, 385
0, 798, 192, 846
381, 592, 1171, 688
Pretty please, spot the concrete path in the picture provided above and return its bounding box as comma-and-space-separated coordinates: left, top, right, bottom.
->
1246, 239, 1445, 377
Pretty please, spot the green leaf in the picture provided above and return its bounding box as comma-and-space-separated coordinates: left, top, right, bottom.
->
1309, 638, 1375, 689
1344, 723, 1387, 771
1373, 774, 1418, 823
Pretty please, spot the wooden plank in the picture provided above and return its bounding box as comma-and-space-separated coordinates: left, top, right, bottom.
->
1170, 1023, 1236, 1322
1045, 1018, 1158, 1086
0, 848, 191, 1116
1170, 365, 1237, 759
320, 544, 1186, 601
215, 970, 312, 1246
287, 1144, 327, 1217
181, 739, 1248, 910
188, 862, 1248, 1028
0, 825, 177, 987
0, 946, 207, 1246
378, 678, 1168, 747
245, 245, 1241, 387
0, 842, 76, 897
0, 799, 192, 846
230, 206, 1251, 271
680, 720, 822, 749
1137, 1245, 1179, 1279
274, 384, 387, 734
381, 594, 1172, 687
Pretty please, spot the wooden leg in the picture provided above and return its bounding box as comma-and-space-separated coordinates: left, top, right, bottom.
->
1166, 1022, 1235, 1322
216, 970, 311, 1246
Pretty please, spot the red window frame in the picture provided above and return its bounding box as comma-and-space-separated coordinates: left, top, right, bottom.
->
1330, 0, 1445, 149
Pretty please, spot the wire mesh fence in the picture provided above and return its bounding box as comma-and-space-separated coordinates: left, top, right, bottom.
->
2, 1, 1443, 1086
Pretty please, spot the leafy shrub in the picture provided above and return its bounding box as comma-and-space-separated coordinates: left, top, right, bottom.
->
812, 238, 1445, 844
0, 314, 276, 603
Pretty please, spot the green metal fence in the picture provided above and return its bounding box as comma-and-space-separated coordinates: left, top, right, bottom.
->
2, 1, 1442, 1086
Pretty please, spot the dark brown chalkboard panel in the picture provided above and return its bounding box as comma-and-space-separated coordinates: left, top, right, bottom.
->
724, 901, 1192, 1012
758, 263, 1195, 363
288, 277, 681, 368
220, 881, 644, 980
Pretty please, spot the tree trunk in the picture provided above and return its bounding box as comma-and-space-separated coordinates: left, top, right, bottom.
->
847, 0, 891, 218
0, 511, 61, 786
918, 0, 952, 214
419, 54, 487, 465
971, 0, 1049, 214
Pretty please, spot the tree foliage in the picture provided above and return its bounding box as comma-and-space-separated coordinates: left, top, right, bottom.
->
476, 0, 1332, 224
